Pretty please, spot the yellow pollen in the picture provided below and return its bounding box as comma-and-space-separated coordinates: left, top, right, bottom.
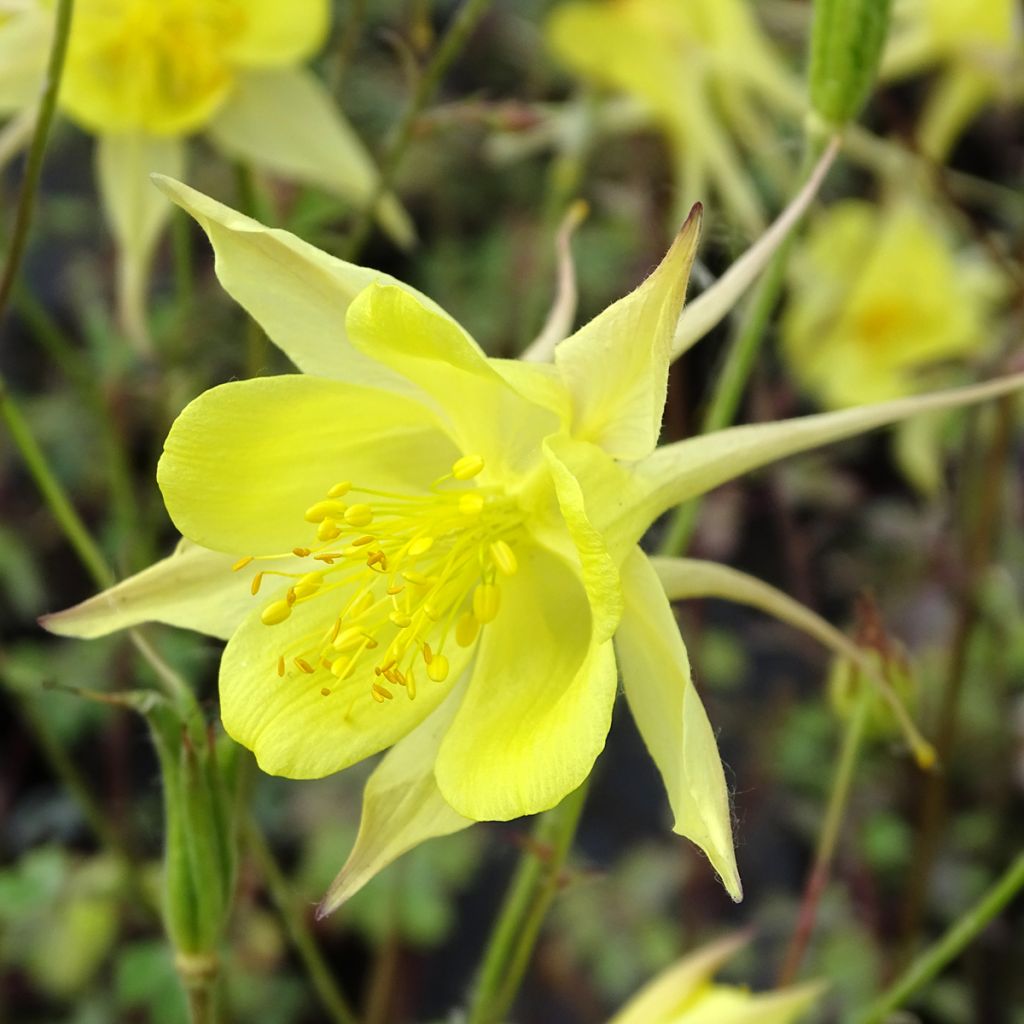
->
261, 600, 292, 626
490, 540, 518, 576
427, 654, 450, 682
328, 481, 352, 498
407, 672, 417, 700
456, 612, 480, 647
408, 537, 434, 557
331, 657, 355, 679
293, 572, 324, 599
305, 500, 348, 524
459, 493, 485, 516
295, 657, 315, 674
345, 504, 374, 528
373, 683, 394, 701
276, 656, 285, 677
371, 688, 386, 703
473, 582, 501, 623
353, 535, 375, 547
317, 518, 341, 541
387, 583, 405, 595
452, 454, 486, 480
389, 611, 413, 628
293, 547, 311, 557
251, 573, 264, 595
333, 627, 366, 651
286, 588, 297, 606
422, 642, 433, 664
232, 555, 254, 572
320, 687, 332, 697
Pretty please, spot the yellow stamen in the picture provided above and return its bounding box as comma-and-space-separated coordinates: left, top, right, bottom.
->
293, 572, 324, 599
452, 453, 485, 480
317, 518, 341, 542
345, 504, 374, 528
320, 687, 332, 697
456, 612, 479, 647
276, 656, 285, 677
328, 480, 352, 498
473, 582, 501, 624
459, 493, 485, 516
251, 572, 264, 596
232, 555, 254, 572
408, 536, 434, 557
305, 499, 348, 523
427, 654, 450, 682
293, 546, 312, 557
490, 539, 518, 576
261, 600, 292, 626
294, 657, 315, 674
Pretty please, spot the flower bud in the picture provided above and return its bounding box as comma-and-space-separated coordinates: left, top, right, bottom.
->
808, 0, 894, 127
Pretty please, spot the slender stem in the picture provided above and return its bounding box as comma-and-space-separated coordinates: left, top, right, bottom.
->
242, 813, 361, 1024
341, 0, 492, 260
900, 397, 1015, 950
467, 780, 590, 1024
329, 0, 368, 93
0, 0, 74, 328
657, 141, 822, 558
777, 684, 873, 985
853, 851, 1024, 1024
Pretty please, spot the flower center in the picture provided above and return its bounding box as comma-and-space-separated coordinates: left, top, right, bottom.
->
62, 0, 247, 134
235, 455, 522, 706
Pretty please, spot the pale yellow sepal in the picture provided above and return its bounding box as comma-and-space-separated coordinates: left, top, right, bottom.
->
318, 682, 472, 915
226, 0, 329, 67
152, 175, 435, 385
97, 133, 185, 352
615, 548, 741, 902
206, 69, 414, 249
39, 538, 282, 642
611, 932, 824, 1024
553, 205, 701, 460
0, 4, 49, 114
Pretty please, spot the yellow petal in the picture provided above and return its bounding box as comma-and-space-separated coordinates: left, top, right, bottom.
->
434, 544, 617, 820
344, 283, 561, 479
152, 176, 435, 382
0, 6, 49, 113
205, 69, 414, 249
678, 981, 824, 1024
97, 132, 185, 350
615, 548, 741, 901
219, 593, 468, 779
39, 539, 283, 641
609, 933, 749, 1024
157, 374, 457, 555
554, 207, 701, 459
318, 684, 472, 915
619, 372, 1024, 549
228, 0, 328, 67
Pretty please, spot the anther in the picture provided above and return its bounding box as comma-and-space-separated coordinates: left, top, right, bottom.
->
422, 642, 433, 664
490, 540, 518, 576
371, 688, 386, 703
344, 504, 374, 528
373, 683, 394, 701
293, 572, 324, 599
407, 672, 417, 700
427, 654, 450, 682
459, 493, 485, 516
452, 454, 485, 480
320, 687, 332, 697
232, 555, 254, 572
386, 583, 405, 595
403, 570, 431, 586
294, 658, 315, 674
292, 547, 311, 558
390, 611, 412, 628
408, 537, 434, 557
353, 535, 375, 547
251, 573, 264, 595
333, 627, 366, 651
277, 656, 286, 677
317, 518, 341, 541
305, 500, 348, 523
473, 582, 501, 624
456, 612, 479, 647
286, 587, 297, 606
261, 600, 292, 626
328, 481, 352, 498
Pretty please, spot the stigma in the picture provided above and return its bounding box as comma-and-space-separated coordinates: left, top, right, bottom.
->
236, 455, 521, 705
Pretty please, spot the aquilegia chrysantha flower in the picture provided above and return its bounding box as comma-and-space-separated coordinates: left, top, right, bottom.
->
545, 0, 802, 231
42, 177, 1024, 911
609, 933, 822, 1024
0, 0, 410, 344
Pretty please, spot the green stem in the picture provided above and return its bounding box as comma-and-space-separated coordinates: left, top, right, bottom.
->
657, 141, 823, 558
0, 0, 74, 327
777, 684, 873, 985
341, 0, 492, 260
467, 780, 590, 1024
852, 851, 1024, 1024
328, 0, 367, 93
242, 814, 361, 1024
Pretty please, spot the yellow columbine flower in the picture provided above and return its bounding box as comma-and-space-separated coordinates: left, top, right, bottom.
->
42, 179, 1024, 911
545, 0, 802, 231
0, 0, 411, 345
781, 198, 999, 410
883, 0, 1024, 157
609, 934, 823, 1024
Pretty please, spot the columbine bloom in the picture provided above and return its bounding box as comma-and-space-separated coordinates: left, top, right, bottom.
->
42, 177, 1024, 911
545, 0, 802, 231
883, 0, 1024, 158
0, 0, 410, 344
609, 934, 822, 1024
781, 198, 999, 409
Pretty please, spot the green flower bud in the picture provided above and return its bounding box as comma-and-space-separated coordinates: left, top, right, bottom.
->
809, 0, 894, 127
829, 643, 916, 740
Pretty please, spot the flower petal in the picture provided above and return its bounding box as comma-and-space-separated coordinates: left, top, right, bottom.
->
434, 544, 616, 820
617, 372, 1024, 548
228, 0, 328, 67
205, 69, 414, 249
615, 548, 741, 901
152, 176, 436, 382
39, 539, 282, 641
552, 208, 700, 459
219, 594, 468, 779
97, 133, 185, 349
318, 681, 472, 915
0, 6, 49, 114
344, 283, 561, 478
157, 375, 457, 556
681, 982, 825, 1024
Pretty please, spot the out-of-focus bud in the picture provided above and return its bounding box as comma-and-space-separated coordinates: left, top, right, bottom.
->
808, 0, 894, 128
